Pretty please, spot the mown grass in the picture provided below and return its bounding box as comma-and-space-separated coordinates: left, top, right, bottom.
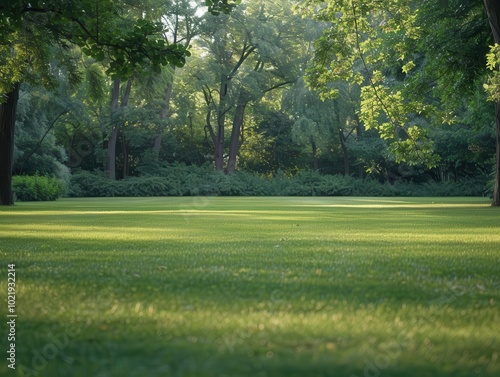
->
1, 197, 499, 377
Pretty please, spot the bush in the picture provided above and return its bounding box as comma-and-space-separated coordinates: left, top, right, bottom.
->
124, 176, 181, 196
68, 165, 488, 198
13, 175, 66, 201
69, 170, 125, 197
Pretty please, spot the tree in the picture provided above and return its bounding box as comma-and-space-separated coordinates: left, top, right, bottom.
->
302, 0, 500, 205
195, 9, 256, 171
195, 0, 305, 173
13, 84, 72, 183
238, 109, 310, 175
144, 0, 203, 161
0, 0, 190, 205
107, 78, 132, 179
284, 79, 359, 174
483, 0, 500, 205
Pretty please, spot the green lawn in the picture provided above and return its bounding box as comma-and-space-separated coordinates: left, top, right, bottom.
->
1, 197, 499, 377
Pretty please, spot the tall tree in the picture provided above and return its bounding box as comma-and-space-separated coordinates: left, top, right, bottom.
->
483, 0, 500, 205
107, 78, 133, 179
196, 9, 257, 171
0, 0, 189, 205
284, 79, 359, 174
148, 0, 202, 159
196, 0, 305, 173
0, 84, 19, 205
302, 0, 499, 205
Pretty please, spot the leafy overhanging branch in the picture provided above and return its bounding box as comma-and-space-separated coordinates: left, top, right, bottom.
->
303, 0, 439, 168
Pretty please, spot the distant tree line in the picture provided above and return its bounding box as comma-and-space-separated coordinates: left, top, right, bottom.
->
1, 1, 498, 203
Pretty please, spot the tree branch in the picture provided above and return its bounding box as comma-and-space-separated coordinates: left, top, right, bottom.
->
263, 80, 294, 94
18, 110, 68, 173
351, 1, 423, 160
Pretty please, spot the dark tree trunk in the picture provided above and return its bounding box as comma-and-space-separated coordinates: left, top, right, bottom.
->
107, 124, 119, 180
354, 113, 365, 178
214, 135, 225, 171
484, 0, 500, 205
108, 79, 121, 180
339, 128, 350, 176
120, 131, 128, 178
0, 83, 20, 205
153, 135, 162, 158
227, 96, 248, 174
154, 80, 174, 159
494, 101, 500, 206
215, 80, 230, 171
311, 137, 318, 172
335, 100, 350, 176
108, 78, 132, 180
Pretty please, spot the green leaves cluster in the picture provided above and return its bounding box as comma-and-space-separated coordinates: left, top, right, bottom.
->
12, 174, 66, 201
75, 18, 190, 79
0, 0, 193, 98
484, 43, 500, 102
301, 0, 453, 168
205, 0, 241, 15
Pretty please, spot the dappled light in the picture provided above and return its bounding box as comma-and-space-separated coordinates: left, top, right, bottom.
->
1, 197, 499, 376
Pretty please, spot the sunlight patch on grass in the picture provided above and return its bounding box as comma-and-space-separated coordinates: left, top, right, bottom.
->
0, 224, 189, 241
1, 197, 499, 377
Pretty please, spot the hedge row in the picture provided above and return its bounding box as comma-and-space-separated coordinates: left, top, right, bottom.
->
13, 175, 66, 201
69, 166, 488, 198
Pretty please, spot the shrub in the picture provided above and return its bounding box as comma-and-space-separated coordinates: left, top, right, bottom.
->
69, 170, 125, 197
68, 165, 488, 198
13, 175, 66, 201
123, 176, 182, 196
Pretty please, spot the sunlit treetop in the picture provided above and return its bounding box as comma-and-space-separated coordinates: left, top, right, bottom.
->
205, 0, 241, 15
298, 0, 490, 168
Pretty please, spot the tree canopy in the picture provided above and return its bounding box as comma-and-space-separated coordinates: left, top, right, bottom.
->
1, 0, 499, 205
301, 0, 499, 205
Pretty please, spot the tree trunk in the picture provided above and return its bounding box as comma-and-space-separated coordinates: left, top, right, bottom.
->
353, 113, 364, 178
215, 80, 230, 171
108, 79, 121, 180
335, 100, 350, 176
0, 83, 20, 205
494, 101, 500, 206
311, 137, 318, 172
120, 131, 128, 178
107, 125, 119, 180
484, 0, 500, 205
154, 80, 174, 159
108, 78, 132, 180
227, 97, 248, 174
153, 135, 162, 158
339, 128, 350, 176
214, 135, 225, 171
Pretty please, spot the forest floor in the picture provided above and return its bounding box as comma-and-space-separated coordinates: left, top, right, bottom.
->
1, 197, 499, 377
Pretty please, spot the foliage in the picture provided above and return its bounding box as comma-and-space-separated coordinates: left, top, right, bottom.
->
0, 0, 191, 93
302, 0, 490, 169
69, 164, 488, 198
238, 108, 311, 175
485, 43, 500, 102
13, 86, 72, 184
2, 0, 495, 201
192, 0, 307, 171
206, 0, 242, 15
12, 174, 66, 201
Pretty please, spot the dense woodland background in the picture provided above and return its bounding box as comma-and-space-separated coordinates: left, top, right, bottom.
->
1, 0, 499, 202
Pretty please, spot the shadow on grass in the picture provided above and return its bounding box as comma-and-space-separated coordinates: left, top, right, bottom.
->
2, 198, 499, 377
7, 238, 499, 377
